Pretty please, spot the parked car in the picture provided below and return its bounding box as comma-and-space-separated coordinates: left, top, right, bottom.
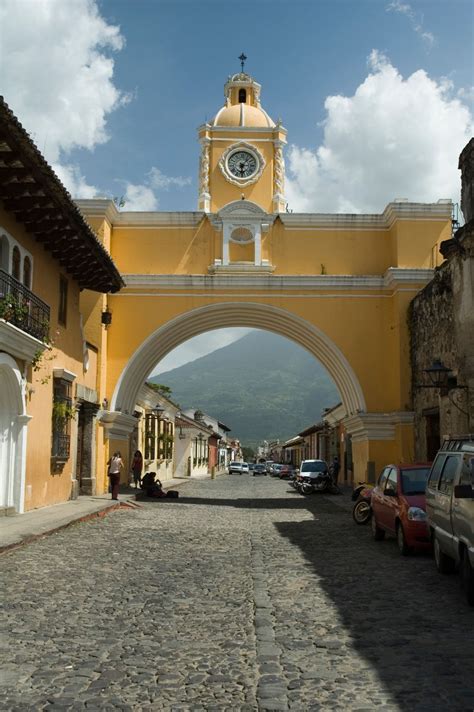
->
265, 460, 275, 474
425, 436, 474, 606
278, 464, 292, 479
253, 463, 267, 476
295, 459, 330, 493
371, 463, 432, 554
228, 461, 249, 475
271, 464, 283, 477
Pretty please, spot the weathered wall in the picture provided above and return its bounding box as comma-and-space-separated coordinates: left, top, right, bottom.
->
410, 224, 474, 459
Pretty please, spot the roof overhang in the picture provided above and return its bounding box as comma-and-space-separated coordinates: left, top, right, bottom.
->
0, 97, 124, 294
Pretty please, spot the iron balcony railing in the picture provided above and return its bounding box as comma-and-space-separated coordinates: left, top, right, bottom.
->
0, 268, 50, 341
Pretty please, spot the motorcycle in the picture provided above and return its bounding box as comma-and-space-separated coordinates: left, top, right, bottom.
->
352, 484, 373, 524
298, 470, 333, 495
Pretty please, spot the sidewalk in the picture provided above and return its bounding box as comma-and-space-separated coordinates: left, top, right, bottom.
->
0, 474, 210, 555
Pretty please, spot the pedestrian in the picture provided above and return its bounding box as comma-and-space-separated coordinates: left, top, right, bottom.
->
141, 471, 166, 498
331, 456, 340, 486
107, 451, 123, 500
131, 450, 143, 489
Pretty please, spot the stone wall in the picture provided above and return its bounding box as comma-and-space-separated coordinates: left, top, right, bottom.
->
409, 223, 474, 459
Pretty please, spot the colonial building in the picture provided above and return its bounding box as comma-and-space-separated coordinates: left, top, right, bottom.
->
133, 384, 179, 481
0, 98, 122, 513
76, 68, 452, 484
410, 139, 474, 459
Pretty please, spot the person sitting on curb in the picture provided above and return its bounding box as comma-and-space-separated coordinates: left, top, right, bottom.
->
141, 472, 166, 498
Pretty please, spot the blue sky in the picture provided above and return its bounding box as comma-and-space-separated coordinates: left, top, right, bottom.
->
1, 0, 472, 372
2, 0, 472, 213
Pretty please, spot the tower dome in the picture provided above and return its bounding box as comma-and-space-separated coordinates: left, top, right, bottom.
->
211, 72, 275, 128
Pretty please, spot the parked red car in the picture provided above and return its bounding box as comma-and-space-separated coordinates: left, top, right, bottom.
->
371, 463, 432, 555
278, 464, 292, 479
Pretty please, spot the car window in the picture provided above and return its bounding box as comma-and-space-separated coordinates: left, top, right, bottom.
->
378, 467, 391, 489
301, 461, 326, 472
400, 468, 430, 495
385, 468, 398, 494
459, 455, 474, 486
438, 455, 460, 494
427, 455, 446, 490
242, 463, 248, 467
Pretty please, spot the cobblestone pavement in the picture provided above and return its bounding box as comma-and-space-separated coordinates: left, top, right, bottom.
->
1, 475, 474, 711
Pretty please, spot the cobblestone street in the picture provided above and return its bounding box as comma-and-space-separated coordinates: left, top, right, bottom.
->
1, 474, 474, 711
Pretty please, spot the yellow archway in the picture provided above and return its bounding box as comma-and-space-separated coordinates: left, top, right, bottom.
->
111, 301, 366, 416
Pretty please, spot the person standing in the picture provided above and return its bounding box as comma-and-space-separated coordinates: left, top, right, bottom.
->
107, 451, 123, 500
131, 450, 143, 489
331, 456, 340, 486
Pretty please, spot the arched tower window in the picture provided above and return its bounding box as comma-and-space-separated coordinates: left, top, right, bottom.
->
23, 256, 31, 289
238, 88, 247, 103
12, 246, 21, 281
0, 235, 9, 272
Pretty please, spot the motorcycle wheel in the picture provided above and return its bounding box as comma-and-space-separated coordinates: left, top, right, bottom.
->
313, 479, 329, 493
352, 498, 371, 525
301, 483, 313, 495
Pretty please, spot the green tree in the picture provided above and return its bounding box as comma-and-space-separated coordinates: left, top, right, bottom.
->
146, 382, 173, 398
242, 446, 255, 461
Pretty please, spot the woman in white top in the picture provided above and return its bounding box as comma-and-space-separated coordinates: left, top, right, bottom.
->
107, 451, 124, 500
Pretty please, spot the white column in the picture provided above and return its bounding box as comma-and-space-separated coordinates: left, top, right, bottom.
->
223, 226, 230, 265
254, 226, 262, 266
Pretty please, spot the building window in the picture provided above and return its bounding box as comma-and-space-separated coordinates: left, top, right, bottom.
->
0, 234, 10, 271
58, 275, 68, 326
12, 246, 21, 281
52, 378, 73, 459
23, 256, 31, 289
238, 88, 246, 103
144, 413, 157, 460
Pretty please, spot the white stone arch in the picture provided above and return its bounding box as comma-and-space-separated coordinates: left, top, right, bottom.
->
111, 302, 366, 418
0, 352, 30, 513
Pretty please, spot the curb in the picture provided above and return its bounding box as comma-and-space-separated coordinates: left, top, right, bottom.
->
0, 502, 125, 556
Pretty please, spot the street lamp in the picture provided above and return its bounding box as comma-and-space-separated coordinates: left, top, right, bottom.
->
152, 404, 165, 417
422, 359, 453, 391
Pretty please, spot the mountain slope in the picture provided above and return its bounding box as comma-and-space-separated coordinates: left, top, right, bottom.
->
149, 330, 339, 448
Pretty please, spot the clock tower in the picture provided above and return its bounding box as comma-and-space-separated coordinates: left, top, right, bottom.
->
197, 69, 287, 214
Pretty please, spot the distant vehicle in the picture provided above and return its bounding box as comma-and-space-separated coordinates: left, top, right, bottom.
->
253, 463, 267, 476
228, 461, 249, 475
371, 463, 431, 554
295, 460, 330, 494
271, 464, 283, 477
278, 464, 292, 479
248, 463, 255, 472
425, 436, 474, 606
265, 460, 274, 474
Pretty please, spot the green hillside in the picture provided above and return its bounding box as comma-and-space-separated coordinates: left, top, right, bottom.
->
149, 330, 340, 449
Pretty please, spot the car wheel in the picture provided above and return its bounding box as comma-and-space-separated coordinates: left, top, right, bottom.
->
397, 522, 411, 556
433, 534, 455, 574
461, 549, 474, 607
371, 515, 385, 541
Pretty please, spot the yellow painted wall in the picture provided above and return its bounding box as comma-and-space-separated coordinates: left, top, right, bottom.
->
0, 206, 89, 510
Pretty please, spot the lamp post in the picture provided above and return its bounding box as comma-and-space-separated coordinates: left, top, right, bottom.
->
419, 359, 469, 417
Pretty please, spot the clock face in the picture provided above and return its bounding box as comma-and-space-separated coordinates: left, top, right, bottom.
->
227, 150, 258, 179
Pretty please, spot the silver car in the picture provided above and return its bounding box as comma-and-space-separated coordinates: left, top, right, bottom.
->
425, 436, 474, 606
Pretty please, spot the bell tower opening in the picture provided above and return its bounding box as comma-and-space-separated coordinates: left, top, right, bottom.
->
238, 88, 247, 104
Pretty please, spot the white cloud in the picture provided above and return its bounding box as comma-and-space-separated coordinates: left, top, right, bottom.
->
285, 51, 473, 214
386, 0, 435, 49
120, 167, 192, 210
0, 0, 127, 195
122, 183, 159, 211
149, 167, 192, 190
52, 163, 99, 199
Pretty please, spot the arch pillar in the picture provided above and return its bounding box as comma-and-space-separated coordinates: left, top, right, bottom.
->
344, 412, 415, 483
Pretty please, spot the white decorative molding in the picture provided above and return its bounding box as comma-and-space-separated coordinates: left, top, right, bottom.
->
198, 139, 211, 212
218, 142, 266, 188
98, 410, 138, 440
113, 212, 204, 228
208, 264, 275, 275
343, 411, 415, 442
198, 124, 286, 135
383, 267, 435, 288
279, 201, 452, 230
53, 368, 77, 383
273, 140, 285, 213
75, 199, 119, 224
0, 320, 48, 363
